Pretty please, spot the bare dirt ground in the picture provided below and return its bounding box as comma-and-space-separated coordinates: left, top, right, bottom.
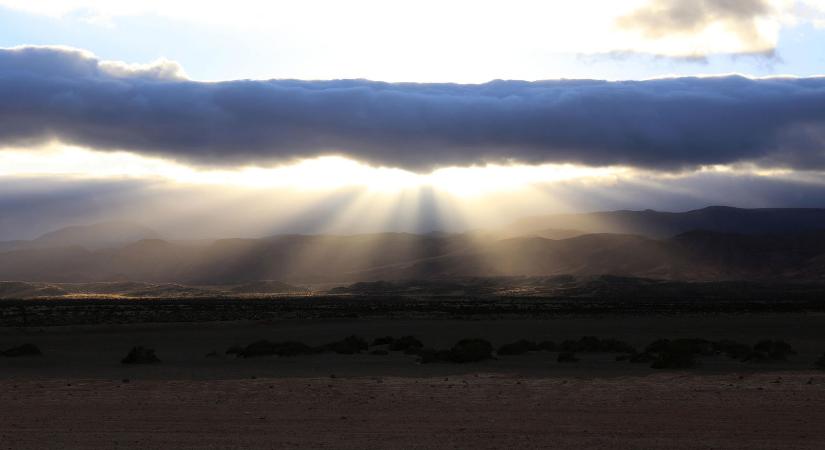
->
2, 372, 825, 449
3, 314, 825, 449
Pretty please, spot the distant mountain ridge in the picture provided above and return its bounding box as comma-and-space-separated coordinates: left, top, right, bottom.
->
0, 221, 161, 251
505, 206, 825, 238
0, 229, 824, 284
1, 207, 825, 284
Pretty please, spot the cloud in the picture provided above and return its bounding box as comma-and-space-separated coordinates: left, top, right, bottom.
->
2, 46, 825, 171
618, 0, 774, 36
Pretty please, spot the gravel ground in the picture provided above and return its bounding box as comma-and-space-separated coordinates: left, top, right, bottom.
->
2, 372, 824, 449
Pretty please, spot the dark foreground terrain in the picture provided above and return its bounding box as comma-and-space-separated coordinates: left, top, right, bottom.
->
3, 373, 825, 449
3, 296, 825, 449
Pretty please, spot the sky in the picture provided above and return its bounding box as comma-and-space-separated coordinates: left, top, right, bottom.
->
2, 0, 825, 240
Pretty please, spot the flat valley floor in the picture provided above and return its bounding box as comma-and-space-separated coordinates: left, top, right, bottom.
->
2, 311, 825, 449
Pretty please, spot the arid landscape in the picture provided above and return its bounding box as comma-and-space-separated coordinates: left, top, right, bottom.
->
5, 3, 825, 446
3, 310, 825, 449
3, 208, 825, 448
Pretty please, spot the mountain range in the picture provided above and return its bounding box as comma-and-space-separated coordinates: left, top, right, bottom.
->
0, 206, 824, 284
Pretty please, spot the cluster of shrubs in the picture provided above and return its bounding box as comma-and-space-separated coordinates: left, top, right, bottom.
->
227, 335, 370, 358
616, 338, 798, 369
495, 336, 635, 363
372, 335, 424, 354
201, 334, 825, 369
371, 335, 494, 363
817, 353, 825, 370
121, 346, 161, 364
497, 339, 556, 355
1, 343, 42, 357
560, 337, 636, 354
224, 334, 497, 364
417, 339, 494, 363
493, 336, 804, 369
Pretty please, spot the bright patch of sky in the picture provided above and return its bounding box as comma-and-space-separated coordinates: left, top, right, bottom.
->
1, 0, 824, 82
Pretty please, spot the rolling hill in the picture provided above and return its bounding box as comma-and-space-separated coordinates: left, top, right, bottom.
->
1, 207, 824, 284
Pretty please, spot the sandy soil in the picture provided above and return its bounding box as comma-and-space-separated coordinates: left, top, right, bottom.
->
2, 372, 824, 449
3, 315, 825, 448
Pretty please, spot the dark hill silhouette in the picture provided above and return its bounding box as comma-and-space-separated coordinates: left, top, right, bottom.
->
0, 222, 162, 252
1, 228, 825, 283
2, 208, 825, 283
505, 206, 825, 238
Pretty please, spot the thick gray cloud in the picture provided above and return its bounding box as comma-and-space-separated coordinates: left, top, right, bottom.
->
617, 0, 774, 44
2, 46, 825, 171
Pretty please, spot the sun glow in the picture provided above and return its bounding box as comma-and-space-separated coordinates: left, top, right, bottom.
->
0, 145, 625, 197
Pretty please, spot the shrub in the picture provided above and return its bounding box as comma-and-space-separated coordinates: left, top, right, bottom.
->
449, 339, 493, 363
713, 340, 752, 360
370, 349, 389, 355
816, 353, 825, 370
497, 339, 539, 356
371, 336, 394, 346
749, 340, 796, 361
418, 339, 494, 364
628, 352, 655, 363
417, 348, 453, 364
557, 351, 579, 363
225, 344, 244, 355
388, 336, 423, 352
537, 340, 557, 352
2, 343, 42, 357
239, 340, 316, 358
561, 336, 635, 354
650, 351, 695, 369
323, 335, 369, 354
742, 340, 796, 362
646, 338, 712, 357
273, 341, 317, 357
121, 346, 160, 364
643, 339, 700, 369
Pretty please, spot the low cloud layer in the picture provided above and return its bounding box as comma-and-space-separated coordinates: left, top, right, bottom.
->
3, 46, 825, 171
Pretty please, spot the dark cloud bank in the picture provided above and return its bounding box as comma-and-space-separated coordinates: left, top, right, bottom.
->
2, 46, 825, 171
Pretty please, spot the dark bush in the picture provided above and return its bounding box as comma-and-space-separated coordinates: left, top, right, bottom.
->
747, 340, 796, 362
121, 346, 160, 364
418, 348, 454, 364
388, 336, 423, 352
497, 339, 539, 356
273, 341, 317, 357
370, 349, 389, 355
418, 339, 494, 364
643, 339, 699, 369
225, 344, 243, 355
323, 335, 369, 354
561, 336, 635, 353
238, 340, 279, 357
371, 336, 394, 346
239, 340, 316, 358
713, 340, 752, 360
537, 340, 557, 351
449, 339, 493, 363
646, 338, 712, 357
816, 353, 825, 369
557, 351, 579, 363
628, 352, 655, 363
651, 351, 695, 369
2, 343, 42, 357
